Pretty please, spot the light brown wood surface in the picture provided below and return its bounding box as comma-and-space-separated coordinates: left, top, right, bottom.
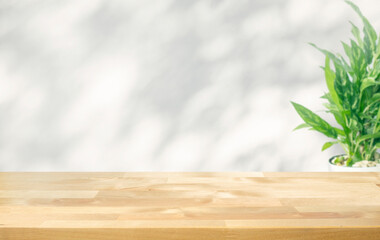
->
1, 172, 380, 239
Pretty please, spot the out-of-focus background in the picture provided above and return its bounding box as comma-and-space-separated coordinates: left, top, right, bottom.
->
0, 0, 379, 171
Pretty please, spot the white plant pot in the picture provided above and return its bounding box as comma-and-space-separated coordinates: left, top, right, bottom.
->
328, 155, 380, 172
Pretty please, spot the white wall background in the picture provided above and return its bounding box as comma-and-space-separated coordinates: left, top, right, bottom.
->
0, 0, 379, 171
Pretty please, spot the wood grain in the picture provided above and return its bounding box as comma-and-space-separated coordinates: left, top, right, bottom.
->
0, 172, 380, 240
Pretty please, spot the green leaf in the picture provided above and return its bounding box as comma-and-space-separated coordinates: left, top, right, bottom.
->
371, 60, 380, 78
309, 43, 342, 66
322, 141, 337, 151
342, 41, 353, 63
320, 93, 329, 100
348, 118, 360, 131
334, 64, 353, 110
293, 123, 310, 131
337, 54, 353, 74
370, 93, 380, 103
346, 0, 377, 53
346, 157, 354, 166
350, 21, 363, 48
334, 128, 346, 136
324, 56, 341, 107
363, 38, 373, 64
291, 102, 338, 139
375, 41, 380, 62
321, 89, 348, 133
357, 132, 380, 144
376, 106, 380, 132
349, 39, 366, 78
360, 78, 379, 92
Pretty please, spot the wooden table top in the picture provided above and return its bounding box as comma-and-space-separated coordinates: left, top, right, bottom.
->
1, 172, 380, 240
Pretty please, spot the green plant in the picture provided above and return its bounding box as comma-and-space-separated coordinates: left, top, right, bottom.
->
291, 1, 380, 166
